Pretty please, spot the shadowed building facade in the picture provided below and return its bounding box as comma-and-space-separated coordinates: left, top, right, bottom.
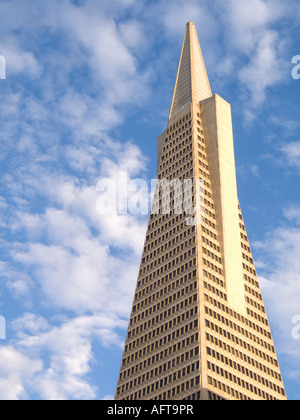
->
115, 22, 286, 401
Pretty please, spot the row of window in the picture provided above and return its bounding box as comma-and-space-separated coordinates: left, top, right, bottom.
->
166, 114, 192, 135
130, 293, 198, 330
161, 140, 192, 162
142, 245, 196, 267
161, 133, 192, 157
208, 391, 225, 400
241, 250, 269, 325
198, 150, 207, 161
119, 359, 200, 394
141, 257, 195, 277
160, 165, 194, 182
137, 260, 196, 294
242, 262, 256, 276
247, 307, 269, 326
121, 334, 199, 381
196, 140, 210, 180
246, 295, 266, 314
242, 252, 254, 265
202, 224, 218, 241
145, 221, 194, 246
207, 348, 284, 394
142, 245, 195, 268
198, 159, 209, 171
204, 284, 227, 302
142, 238, 196, 264
160, 151, 193, 174
245, 284, 263, 302
205, 318, 275, 359
240, 231, 249, 243
204, 206, 216, 221
203, 247, 222, 264
147, 214, 193, 235
203, 216, 217, 231
120, 375, 201, 401
183, 391, 202, 400
144, 230, 195, 261
203, 197, 214, 211
207, 206, 263, 323
241, 242, 251, 253
121, 320, 199, 367
128, 305, 198, 341
199, 167, 210, 181
203, 257, 223, 276
203, 268, 226, 289
202, 236, 221, 254
207, 361, 285, 399
206, 332, 280, 380
207, 376, 250, 400
136, 263, 196, 301
244, 273, 260, 290
134, 276, 197, 311
139, 246, 196, 276
204, 294, 270, 340
152, 186, 195, 211
206, 306, 273, 347
204, 276, 270, 334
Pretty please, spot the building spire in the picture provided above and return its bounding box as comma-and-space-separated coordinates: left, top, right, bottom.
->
169, 21, 212, 119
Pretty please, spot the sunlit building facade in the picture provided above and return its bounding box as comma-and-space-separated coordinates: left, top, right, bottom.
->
115, 22, 286, 401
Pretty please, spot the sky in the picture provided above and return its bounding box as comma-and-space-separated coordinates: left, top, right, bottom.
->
0, 0, 299, 400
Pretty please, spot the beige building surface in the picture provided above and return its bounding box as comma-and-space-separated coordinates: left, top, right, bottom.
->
115, 22, 287, 401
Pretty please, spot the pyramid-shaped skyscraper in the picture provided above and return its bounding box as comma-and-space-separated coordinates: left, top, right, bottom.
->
115, 22, 286, 401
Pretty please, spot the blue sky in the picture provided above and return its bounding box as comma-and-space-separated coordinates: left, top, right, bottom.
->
0, 0, 299, 400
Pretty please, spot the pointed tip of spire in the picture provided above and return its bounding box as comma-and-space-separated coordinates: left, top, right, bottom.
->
169, 22, 212, 119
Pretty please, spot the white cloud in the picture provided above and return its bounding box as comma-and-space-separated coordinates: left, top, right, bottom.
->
118, 20, 147, 53
284, 206, 300, 225
10, 208, 144, 315
216, 0, 290, 111
162, 1, 208, 35
0, 346, 42, 400
224, 0, 285, 51
54, 2, 151, 106
254, 210, 300, 385
238, 30, 287, 106
281, 141, 300, 170
12, 313, 50, 337
2, 133, 148, 316
102, 394, 114, 400
0, 313, 126, 400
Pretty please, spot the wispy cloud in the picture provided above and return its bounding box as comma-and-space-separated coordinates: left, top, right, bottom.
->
0, 0, 152, 399
1, 313, 126, 400
0, 0, 299, 400
254, 209, 300, 393
281, 142, 300, 170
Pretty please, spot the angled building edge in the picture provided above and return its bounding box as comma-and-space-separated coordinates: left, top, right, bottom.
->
114, 22, 287, 401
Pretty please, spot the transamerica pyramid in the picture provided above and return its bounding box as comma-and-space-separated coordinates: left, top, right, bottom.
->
115, 22, 286, 401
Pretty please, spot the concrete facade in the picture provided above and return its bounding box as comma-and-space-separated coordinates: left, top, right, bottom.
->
115, 22, 286, 401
